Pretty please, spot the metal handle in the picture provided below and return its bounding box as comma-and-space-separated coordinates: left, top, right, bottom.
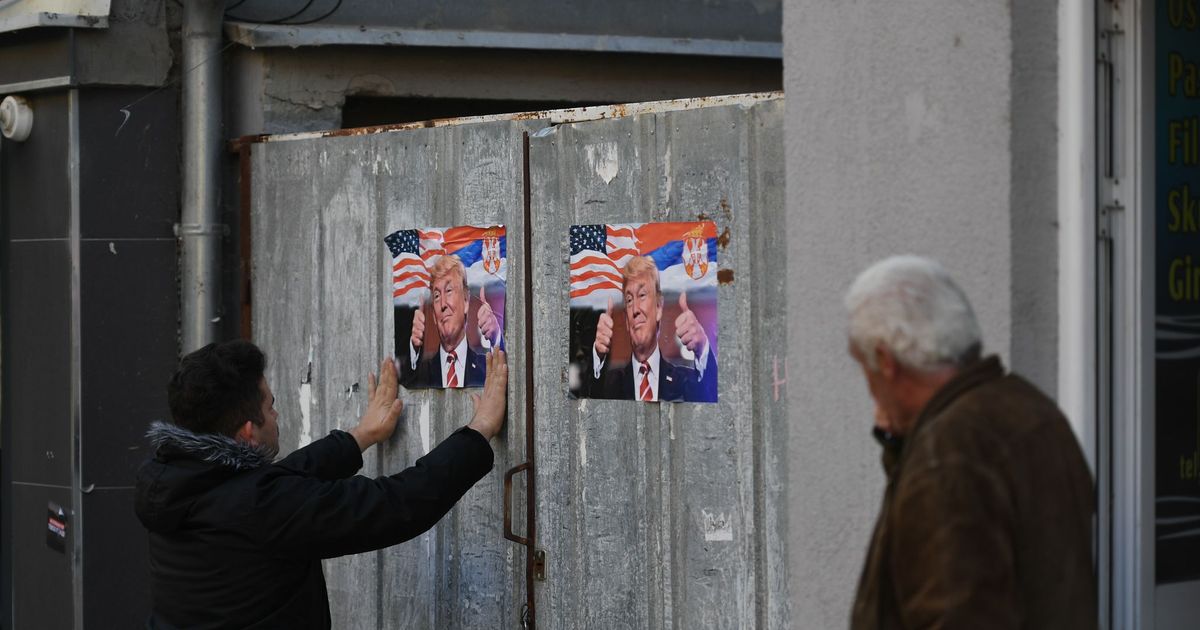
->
503, 462, 531, 546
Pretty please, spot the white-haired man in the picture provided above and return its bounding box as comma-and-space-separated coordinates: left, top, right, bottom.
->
845, 256, 1095, 629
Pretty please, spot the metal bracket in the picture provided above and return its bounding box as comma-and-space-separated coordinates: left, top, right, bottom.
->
174, 222, 229, 237
533, 549, 546, 581
1098, 201, 1125, 240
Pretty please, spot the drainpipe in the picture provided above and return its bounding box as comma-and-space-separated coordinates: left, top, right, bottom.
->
179, 0, 225, 353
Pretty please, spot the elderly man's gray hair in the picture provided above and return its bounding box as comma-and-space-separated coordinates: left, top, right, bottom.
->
844, 255, 982, 372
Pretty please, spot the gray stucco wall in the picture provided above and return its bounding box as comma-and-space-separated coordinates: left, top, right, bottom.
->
783, 1, 1059, 626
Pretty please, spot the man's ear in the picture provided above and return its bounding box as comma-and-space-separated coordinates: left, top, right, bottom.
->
875, 346, 898, 381
234, 420, 256, 444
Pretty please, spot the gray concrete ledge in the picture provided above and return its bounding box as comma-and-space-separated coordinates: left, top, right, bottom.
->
225, 22, 782, 59
0, 12, 107, 34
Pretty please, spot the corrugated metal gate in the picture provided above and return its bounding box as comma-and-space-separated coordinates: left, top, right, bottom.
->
244, 92, 787, 629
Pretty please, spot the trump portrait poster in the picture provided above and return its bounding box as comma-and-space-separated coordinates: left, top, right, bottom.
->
385, 225, 506, 389
569, 221, 719, 403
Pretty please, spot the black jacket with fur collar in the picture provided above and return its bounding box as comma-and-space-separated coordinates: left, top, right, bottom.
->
135, 421, 493, 629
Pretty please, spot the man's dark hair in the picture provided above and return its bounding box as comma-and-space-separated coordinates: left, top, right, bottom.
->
167, 340, 267, 437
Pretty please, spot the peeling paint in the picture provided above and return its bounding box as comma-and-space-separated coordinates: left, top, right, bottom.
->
419, 400, 431, 454
661, 144, 673, 207
298, 382, 313, 448
585, 142, 620, 184
298, 346, 315, 447
578, 420, 588, 468
371, 154, 393, 176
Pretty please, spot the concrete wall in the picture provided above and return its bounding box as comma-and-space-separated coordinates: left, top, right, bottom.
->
783, 0, 1060, 626
225, 0, 781, 43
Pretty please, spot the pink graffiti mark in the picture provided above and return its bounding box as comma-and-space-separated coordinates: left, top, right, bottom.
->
772, 355, 788, 402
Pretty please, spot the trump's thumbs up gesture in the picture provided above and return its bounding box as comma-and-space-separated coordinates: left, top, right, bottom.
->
594, 296, 615, 356
410, 295, 426, 351
477, 285, 500, 346
674, 291, 709, 358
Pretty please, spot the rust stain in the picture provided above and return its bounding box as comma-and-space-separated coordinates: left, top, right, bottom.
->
718, 269, 734, 285
697, 212, 712, 221
227, 133, 270, 153
717, 227, 731, 250
512, 110, 552, 121
719, 197, 731, 215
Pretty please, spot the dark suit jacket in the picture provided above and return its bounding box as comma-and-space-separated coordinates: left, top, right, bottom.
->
401, 345, 486, 389
589, 350, 718, 403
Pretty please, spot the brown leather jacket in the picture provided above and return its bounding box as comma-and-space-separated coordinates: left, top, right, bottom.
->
851, 357, 1097, 629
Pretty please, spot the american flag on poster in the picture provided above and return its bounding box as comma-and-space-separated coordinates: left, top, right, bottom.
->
385, 226, 507, 307
384, 229, 445, 305
569, 225, 635, 305
570, 222, 719, 310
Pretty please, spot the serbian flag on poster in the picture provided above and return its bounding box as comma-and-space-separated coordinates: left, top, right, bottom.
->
569, 221, 719, 310
384, 225, 506, 306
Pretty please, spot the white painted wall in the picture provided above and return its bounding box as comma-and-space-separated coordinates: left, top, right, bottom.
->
783, 1, 1063, 625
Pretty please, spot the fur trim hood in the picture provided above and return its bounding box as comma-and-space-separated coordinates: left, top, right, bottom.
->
136, 422, 276, 534
145, 421, 275, 471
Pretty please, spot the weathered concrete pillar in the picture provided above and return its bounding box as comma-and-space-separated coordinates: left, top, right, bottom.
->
783, 1, 1060, 625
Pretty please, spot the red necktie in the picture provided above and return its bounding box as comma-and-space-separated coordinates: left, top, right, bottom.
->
446, 350, 459, 388
638, 361, 652, 401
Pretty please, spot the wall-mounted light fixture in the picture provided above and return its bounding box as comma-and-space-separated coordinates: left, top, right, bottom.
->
0, 95, 33, 141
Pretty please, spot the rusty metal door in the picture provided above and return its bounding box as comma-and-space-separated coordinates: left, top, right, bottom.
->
245, 92, 786, 629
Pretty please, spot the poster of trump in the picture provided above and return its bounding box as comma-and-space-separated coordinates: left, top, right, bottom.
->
569, 221, 719, 403
385, 225, 506, 389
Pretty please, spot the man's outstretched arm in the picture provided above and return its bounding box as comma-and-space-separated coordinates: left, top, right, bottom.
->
260, 350, 509, 558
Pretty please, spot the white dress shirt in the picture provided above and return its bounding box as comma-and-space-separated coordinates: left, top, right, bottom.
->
592, 337, 710, 396
439, 335, 469, 388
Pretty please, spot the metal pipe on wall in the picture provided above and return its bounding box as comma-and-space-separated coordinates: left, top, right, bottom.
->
179, 0, 225, 352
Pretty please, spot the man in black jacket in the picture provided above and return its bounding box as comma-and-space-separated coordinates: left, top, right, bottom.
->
134, 340, 507, 629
